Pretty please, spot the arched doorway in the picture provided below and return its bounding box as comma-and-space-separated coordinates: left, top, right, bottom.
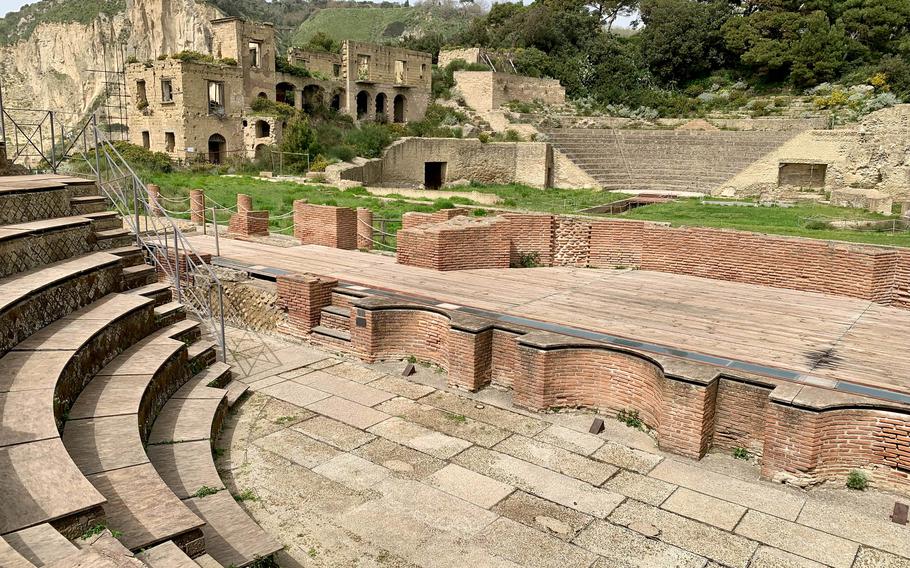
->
257, 92, 268, 99
330, 93, 342, 112
375, 93, 387, 121
276, 82, 296, 107
393, 94, 407, 123
208, 134, 226, 164
302, 85, 325, 114
254, 143, 270, 164
356, 91, 370, 120
255, 120, 270, 138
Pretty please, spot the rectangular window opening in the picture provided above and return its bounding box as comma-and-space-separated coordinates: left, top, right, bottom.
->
249, 41, 262, 68
208, 81, 225, 115
161, 79, 173, 103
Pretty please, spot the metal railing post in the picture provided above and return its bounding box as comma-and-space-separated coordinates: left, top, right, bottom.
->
174, 229, 182, 302
218, 282, 227, 363
213, 206, 220, 257
131, 178, 141, 246
48, 112, 56, 173
91, 115, 101, 186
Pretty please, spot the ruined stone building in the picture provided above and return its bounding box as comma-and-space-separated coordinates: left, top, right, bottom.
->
126, 17, 431, 163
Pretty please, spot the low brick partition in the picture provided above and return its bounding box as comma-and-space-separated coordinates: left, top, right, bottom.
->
396, 211, 910, 308
276, 273, 338, 336
189, 189, 205, 224
153, 249, 213, 285
401, 208, 472, 230
397, 215, 511, 271
293, 201, 357, 249
146, 184, 164, 217
227, 194, 269, 238
338, 294, 910, 490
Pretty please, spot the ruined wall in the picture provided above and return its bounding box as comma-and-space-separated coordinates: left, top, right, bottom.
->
454, 71, 565, 113
437, 48, 483, 68
397, 215, 511, 270
288, 48, 342, 79
362, 138, 551, 188
212, 18, 277, 106
342, 41, 432, 123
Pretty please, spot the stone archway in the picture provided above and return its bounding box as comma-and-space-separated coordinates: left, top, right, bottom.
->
375, 93, 387, 121
255, 120, 271, 138
302, 84, 325, 114
276, 82, 296, 107
393, 94, 407, 123
356, 91, 370, 120
208, 134, 226, 164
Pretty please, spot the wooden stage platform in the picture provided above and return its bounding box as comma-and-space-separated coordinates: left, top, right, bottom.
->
186, 235, 910, 399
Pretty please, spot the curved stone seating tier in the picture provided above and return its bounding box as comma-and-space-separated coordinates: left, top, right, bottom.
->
0, 293, 159, 538
62, 323, 217, 553
0, 251, 129, 354
137, 540, 210, 567
0, 522, 78, 567
0, 176, 101, 225
148, 363, 281, 567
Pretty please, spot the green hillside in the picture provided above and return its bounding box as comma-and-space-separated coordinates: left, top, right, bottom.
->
291, 4, 476, 47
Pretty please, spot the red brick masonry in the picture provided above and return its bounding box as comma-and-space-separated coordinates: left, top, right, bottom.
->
227, 194, 269, 238
307, 293, 910, 492
293, 202, 357, 249
397, 212, 910, 309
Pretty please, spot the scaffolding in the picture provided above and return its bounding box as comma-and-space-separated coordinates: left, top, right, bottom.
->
87, 42, 130, 141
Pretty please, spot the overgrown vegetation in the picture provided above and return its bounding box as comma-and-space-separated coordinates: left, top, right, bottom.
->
732, 446, 751, 460
513, 251, 541, 269
0, 0, 125, 45
846, 470, 869, 490
80, 523, 122, 540
192, 485, 221, 498
234, 488, 259, 502
617, 408, 644, 430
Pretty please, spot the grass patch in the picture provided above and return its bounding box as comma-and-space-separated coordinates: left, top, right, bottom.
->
192, 485, 221, 498
234, 488, 259, 502
617, 408, 644, 430
846, 470, 869, 490
444, 412, 468, 423
732, 447, 751, 460
80, 523, 122, 540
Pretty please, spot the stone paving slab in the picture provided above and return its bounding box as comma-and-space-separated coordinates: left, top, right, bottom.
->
603, 470, 677, 506
292, 415, 376, 451
492, 491, 593, 542
592, 440, 664, 474
453, 446, 624, 518
312, 452, 391, 490
472, 517, 598, 568
493, 434, 617, 485
0, 389, 56, 446
67, 374, 154, 420
148, 397, 225, 444
749, 546, 828, 568
369, 375, 437, 400
734, 510, 859, 568
0, 540, 32, 568
146, 440, 225, 499
418, 391, 549, 436
253, 427, 341, 469
661, 488, 747, 531
649, 460, 805, 521
411, 533, 524, 568
853, 548, 910, 568
245, 375, 286, 391
323, 361, 388, 383
295, 370, 396, 406
0, 350, 72, 393
377, 397, 511, 448
308, 396, 391, 429
427, 464, 515, 509
574, 519, 707, 568
534, 424, 605, 456
610, 500, 758, 568
352, 437, 447, 480
259, 380, 331, 407
368, 416, 472, 459
2, 523, 77, 566
796, 494, 910, 558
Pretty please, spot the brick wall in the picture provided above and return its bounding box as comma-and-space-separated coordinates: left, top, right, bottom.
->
397, 215, 511, 271
554, 217, 591, 267
491, 329, 522, 388
276, 273, 337, 335
356, 208, 373, 250
293, 202, 357, 249
712, 379, 772, 455
502, 213, 555, 267
227, 194, 270, 238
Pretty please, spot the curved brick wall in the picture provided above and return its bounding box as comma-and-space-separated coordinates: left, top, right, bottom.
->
355, 308, 452, 370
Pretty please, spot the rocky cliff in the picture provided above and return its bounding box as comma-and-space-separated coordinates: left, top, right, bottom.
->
0, 0, 223, 117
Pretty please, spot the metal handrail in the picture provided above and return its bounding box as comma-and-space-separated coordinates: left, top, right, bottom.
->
81, 117, 228, 362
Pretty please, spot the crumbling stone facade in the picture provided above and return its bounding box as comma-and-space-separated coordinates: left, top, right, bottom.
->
126, 17, 431, 162
454, 71, 565, 113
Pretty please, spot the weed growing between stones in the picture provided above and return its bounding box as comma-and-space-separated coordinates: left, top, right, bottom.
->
732, 447, 752, 460
847, 470, 869, 491
617, 408, 644, 430
234, 488, 259, 502
193, 485, 221, 498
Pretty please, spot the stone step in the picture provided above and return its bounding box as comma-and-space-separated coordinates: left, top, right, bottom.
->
320, 305, 351, 331
154, 301, 186, 327
187, 339, 218, 372
104, 245, 146, 267
313, 325, 351, 344
193, 554, 224, 568
94, 228, 134, 250
136, 540, 201, 568
83, 211, 123, 232
183, 491, 282, 568
143, 318, 201, 345
331, 286, 370, 310
126, 282, 173, 306
2, 523, 77, 567
0, 216, 95, 279
173, 363, 233, 399
122, 264, 157, 288
61, 323, 205, 553
0, 251, 124, 354
224, 380, 249, 407
148, 394, 227, 446
70, 195, 109, 215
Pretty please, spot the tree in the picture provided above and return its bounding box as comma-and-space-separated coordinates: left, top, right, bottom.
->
639, 0, 731, 83
280, 116, 318, 172
587, 0, 638, 32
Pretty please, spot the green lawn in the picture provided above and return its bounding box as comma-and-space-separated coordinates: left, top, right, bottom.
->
145, 173, 910, 248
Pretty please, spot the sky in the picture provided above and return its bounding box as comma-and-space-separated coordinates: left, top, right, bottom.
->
0, 0, 29, 17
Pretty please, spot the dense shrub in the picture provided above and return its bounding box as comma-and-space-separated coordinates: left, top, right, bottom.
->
110, 141, 173, 173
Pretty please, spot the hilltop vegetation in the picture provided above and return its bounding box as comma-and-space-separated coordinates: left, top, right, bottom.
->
0, 0, 124, 45
407, 0, 910, 117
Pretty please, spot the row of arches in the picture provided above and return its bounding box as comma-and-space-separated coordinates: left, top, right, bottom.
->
356, 91, 406, 123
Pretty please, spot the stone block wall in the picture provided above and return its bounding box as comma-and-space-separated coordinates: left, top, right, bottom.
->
293, 202, 357, 249
397, 215, 511, 271
453, 71, 565, 113
831, 188, 894, 215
